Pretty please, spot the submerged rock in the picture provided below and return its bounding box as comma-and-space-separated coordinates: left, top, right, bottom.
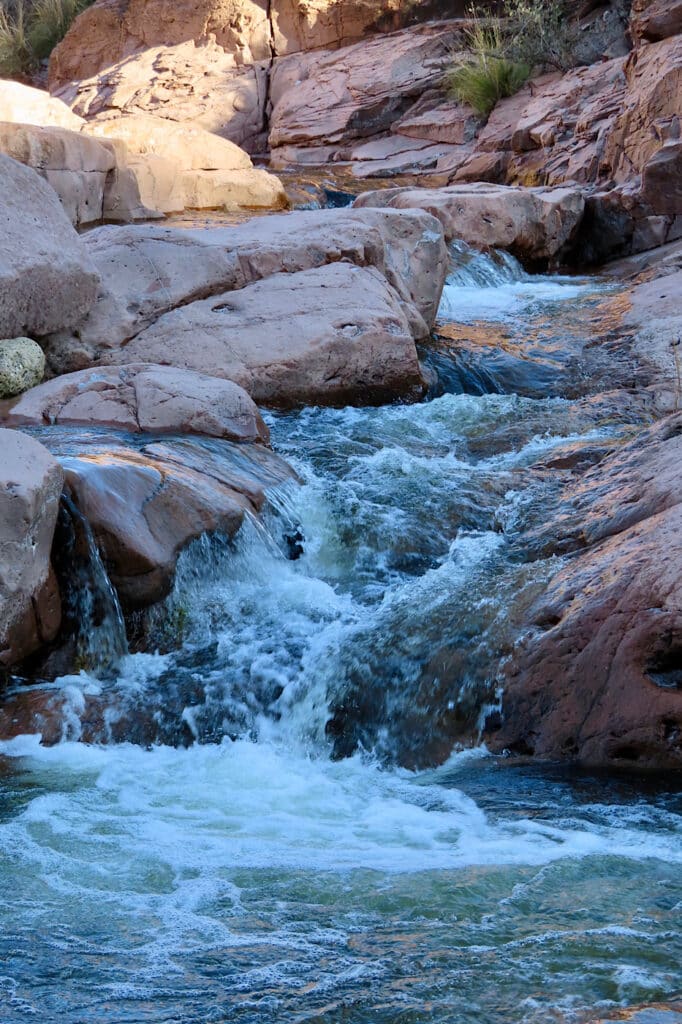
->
0, 338, 45, 398
0, 429, 63, 667
1, 364, 270, 443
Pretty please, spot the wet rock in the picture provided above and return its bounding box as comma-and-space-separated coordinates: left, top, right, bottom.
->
104, 262, 427, 407
354, 183, 585, 265
0, 429, 63, 667
43, 207, 448, 387
60, 435, 296, 608
0, 153, 100, 338
0, 364, 270, 443
623, 266, 682, 415
0, 338, 45, 398
487, 414, 682, 773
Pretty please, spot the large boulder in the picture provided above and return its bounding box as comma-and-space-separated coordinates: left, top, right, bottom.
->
42, 207, 448, 380
102, 262, 427, 407
0, 429, 63, 667
0, 79, 84, 130
0, 153, 100, 337
486, 415, 682, 773
354, 183, 586, 264
0, 122, 118, 226
630, 0, 682, 43
0, 363, 269, 442
86, 114, 287, 212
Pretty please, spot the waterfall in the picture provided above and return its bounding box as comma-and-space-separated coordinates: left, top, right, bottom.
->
53, 493, 128, 677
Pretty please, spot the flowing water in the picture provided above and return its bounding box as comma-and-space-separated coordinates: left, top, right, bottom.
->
0, 245, 680, 1024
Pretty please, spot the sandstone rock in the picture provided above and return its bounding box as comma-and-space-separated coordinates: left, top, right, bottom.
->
53, 40, 270, 152
0, 153, 100, 338
392, 95, 481, 146
487, 415, 682, 772
0, 79, 84, 130
268, 21, 460, 154
0, 429, 64, 667
603, 35, 682, 184
0, 363, 269, 442
104, 262, 427, 406
354, 183, 586, 264
623, 267, 682, 415
631, 0, 682, 43
0, 121, 116, 226
641, 142, 682, 217
0, 338, 45, 398
61, 434, 295, 608
43, 207, 448, 376
48, 0, 445, 97
86, 113, 287, 211
348, 134, 469, 179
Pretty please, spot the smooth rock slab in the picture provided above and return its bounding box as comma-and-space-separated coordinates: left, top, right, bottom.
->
0, 429, 64, 667
0, 364, 269, 443
354, 183, 586, 264
106, 262, 427, 407
0, 153, 100, 337
43, 207, 447, 388
0, 338, 45, 398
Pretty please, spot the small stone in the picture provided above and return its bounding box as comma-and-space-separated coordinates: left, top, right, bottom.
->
0, 337, 46, 398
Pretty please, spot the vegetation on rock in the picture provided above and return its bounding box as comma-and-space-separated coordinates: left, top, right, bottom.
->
445, 18, 530, 116
446, 0, 582, 116
0, 0, 90, 77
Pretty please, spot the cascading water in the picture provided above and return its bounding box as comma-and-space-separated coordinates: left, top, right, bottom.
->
0, 242, 679, 1024
52, 493, 128, 676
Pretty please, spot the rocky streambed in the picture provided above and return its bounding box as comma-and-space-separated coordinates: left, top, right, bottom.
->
0, 142, 681, 1021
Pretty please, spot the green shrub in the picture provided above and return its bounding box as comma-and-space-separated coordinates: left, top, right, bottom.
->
504, 0, 580, 73
445, 19, 530, 116
0, 0, 90, 77
26, 0, 89, 59
0, 2, 32, 78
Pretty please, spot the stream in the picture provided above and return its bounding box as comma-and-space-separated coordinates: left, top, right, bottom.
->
0, 243, 680, 1023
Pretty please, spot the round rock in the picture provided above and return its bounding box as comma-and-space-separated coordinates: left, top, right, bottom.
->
0, 337, 46, 398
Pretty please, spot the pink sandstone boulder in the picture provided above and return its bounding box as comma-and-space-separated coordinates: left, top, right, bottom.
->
353, 183, 586, 264
487, 415, 682, 773
0, 364, 270, 443
101, 262, 427, 407
42, 207, 448, 391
